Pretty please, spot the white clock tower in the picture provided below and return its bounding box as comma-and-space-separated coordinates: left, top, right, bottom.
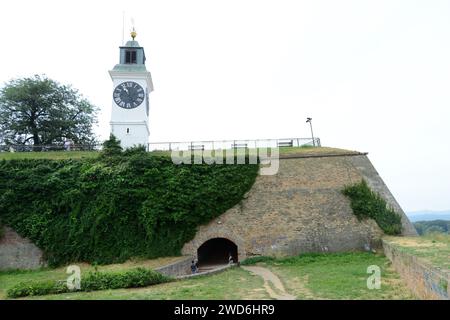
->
109, 30, 153, 150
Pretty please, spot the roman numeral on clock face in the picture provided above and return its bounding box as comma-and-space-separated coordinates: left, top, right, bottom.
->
113, 81, 145, 109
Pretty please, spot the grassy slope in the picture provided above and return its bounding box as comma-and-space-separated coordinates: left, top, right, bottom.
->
0, 147, 357, 161
384, 234, 450, 270
1, 253, 415, 300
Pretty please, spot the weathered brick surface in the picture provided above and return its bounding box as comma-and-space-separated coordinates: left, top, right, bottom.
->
1, 154, 416, 270
182, 155, 416, 260
383, 240, 449, 300
0, 227, 46, 270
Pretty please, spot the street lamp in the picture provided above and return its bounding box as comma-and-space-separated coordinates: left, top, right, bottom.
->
306, 117, 315, 147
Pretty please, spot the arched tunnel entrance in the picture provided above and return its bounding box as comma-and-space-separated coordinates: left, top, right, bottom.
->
197, 238, 238, 267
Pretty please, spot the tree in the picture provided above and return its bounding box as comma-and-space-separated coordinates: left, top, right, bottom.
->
101, 134, 123, 157
0, 75, 98, 146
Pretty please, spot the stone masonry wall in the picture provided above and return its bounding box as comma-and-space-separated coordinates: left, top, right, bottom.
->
0, 227, 46, 270
155, 256, 193, 277
182, 154, 416, 260
383, 239, 449, 300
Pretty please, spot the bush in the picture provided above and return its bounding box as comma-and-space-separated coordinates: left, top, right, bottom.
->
240, 256, 276, 265
7, 267, 170, 298
82, 267, 170, 291
0, 150, 258, 266
7, 280, 68, 298
342, 180, 402, 235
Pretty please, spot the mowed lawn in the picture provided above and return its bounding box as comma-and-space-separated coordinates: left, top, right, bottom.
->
0, 252, 415, 300
0, 150, 100, 160
383, 234, 450, 270
0, 146, 358, 161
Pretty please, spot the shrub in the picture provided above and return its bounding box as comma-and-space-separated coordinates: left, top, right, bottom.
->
342, 180, 402, 235
240, 256, 276, 265
7, 280, 68, 298
0, 151, 258, 266
7, 267, 170, 298
82, 267, 170, 291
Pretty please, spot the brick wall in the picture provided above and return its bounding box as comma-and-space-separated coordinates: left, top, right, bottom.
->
0, 227, 46, 270
182, 154, 416, 260
383, 239, 449, 300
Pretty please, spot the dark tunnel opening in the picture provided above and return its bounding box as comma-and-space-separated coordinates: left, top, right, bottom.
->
197, 238, 238, 267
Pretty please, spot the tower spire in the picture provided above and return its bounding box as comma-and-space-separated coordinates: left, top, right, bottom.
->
131, 27, 137, 41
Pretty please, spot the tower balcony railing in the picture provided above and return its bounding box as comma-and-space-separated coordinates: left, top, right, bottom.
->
148, 137, 321, 152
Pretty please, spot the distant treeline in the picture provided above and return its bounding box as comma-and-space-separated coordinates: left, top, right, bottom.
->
413, 220, 450, 235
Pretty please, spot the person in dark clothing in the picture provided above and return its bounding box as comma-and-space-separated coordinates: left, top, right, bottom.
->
191, 260, 198, 274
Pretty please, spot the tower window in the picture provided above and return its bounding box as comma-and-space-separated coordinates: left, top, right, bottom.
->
126, 128, 130, 134
125, 50, 137, 64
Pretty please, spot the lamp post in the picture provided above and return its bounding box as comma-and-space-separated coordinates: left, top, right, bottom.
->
306, 117, 315, 147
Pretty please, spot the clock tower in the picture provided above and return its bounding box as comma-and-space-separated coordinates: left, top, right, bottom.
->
109, 30, 153, 150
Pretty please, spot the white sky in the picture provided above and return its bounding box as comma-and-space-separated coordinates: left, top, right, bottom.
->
0, 0, 449, 212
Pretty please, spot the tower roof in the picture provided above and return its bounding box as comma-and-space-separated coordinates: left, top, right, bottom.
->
122, 40, 141, 48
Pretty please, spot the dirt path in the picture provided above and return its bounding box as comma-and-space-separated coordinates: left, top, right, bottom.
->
241, 266, 296, 300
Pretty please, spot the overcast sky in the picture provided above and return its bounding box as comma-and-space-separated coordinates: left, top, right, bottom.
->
1, 0, 449, 213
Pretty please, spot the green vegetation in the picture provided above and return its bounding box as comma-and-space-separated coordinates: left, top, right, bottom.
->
384, 234, 450, 270
342, 180, 402, 235
413, 220, 449, 235
0, 75, 97, 145
0, 138, 259, 266
256, 252, 414, 300
240, 256, 276, 265
15, 267, 269, 300
0, 256, 182, 299
7, 267, 170, 298
2, 252, 414, 300
0, 146, 355, 161
0, 151, 99, 161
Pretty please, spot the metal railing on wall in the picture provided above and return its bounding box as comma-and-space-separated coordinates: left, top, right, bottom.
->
148, 137, 321, 152
0, 144, 101, 152
0, 137, 321, 153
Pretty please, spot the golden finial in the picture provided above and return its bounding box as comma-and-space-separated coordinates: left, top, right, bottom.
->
131, 27, 137, 41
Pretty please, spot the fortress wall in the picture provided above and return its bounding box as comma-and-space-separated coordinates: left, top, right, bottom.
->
347, 156, 417, 236
383, 239, 449, 300
182, 154, 416, 259
0, 227, 46, 270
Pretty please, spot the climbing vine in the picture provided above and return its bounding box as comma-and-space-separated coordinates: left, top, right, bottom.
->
0, 148, 258, 266
342, 180, 402, 235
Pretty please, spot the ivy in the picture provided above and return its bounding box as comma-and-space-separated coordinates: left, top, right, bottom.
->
0, 151, 258, 266
342, 180, 402, 235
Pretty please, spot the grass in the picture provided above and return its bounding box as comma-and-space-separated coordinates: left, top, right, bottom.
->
258, 253, 414, 300
383, 234, 450, 270
1, 252, 415, 300
0, 151, 99, 160
0, 147, 357, 161
14, 268, 269, 300
0, 256, 183, 299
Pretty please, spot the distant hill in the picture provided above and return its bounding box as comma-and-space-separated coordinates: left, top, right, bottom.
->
413, 220, 450, 235
407, 210, 450, 222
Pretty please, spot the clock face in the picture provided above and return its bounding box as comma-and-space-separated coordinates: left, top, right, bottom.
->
113, 81, 145, 109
